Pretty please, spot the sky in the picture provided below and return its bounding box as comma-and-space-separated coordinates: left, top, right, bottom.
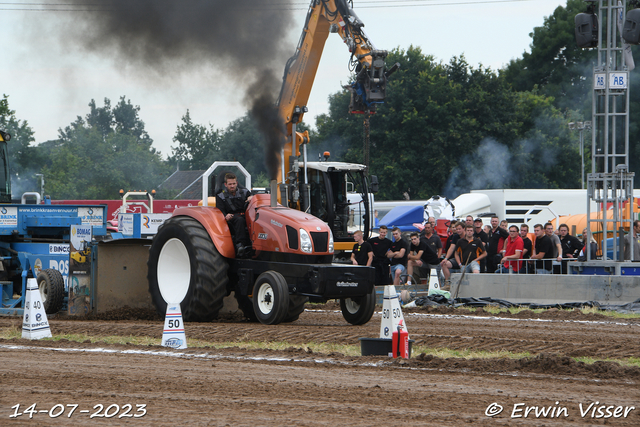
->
1, 0, 567, 157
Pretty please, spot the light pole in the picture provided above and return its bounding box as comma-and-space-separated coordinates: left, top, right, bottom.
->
568, 121, 592, 189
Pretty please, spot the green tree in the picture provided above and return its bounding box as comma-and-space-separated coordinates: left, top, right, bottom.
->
41, 98, 170, 199
215, 114, 270, 178
0, 94, 43, 196
503, 0, 640, 186
113, 97, 152, 142
171, 111, 312, 183
502, 0, 596, 113
313, 47, 583, 199
444, 91, 581, 194
170, 110, 221, 170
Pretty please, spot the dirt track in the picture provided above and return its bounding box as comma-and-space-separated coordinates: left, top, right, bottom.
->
1, 305, 640, 426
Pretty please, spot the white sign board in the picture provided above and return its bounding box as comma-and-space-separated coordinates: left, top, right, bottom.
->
593, 72, 628, 90
71, 225, 92, 250
78, 207, 105, 226
118, 213, 135, 235
141, 213, 171, 235
0, 207, 18, 226
49, 244, 70, 255
609, 72, 628, 89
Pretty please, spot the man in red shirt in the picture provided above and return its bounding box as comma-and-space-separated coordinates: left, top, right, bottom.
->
496, 225, 524, 273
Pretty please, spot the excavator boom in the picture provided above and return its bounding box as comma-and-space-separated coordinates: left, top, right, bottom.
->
275, 0, 397, 256
277, 0, 396, 176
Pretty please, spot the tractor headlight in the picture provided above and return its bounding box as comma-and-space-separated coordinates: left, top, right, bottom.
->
328, 230, 334, 253
300, 228, 312, 253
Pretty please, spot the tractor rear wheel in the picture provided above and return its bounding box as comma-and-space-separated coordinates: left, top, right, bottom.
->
37, 269, 64, 314
148, 216, 228, 322
252, 271, 289, 325
283, 295, 308, 323
340, 286, 376, 325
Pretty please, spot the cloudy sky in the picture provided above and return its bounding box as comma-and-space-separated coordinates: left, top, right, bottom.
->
1, 0, 566, 156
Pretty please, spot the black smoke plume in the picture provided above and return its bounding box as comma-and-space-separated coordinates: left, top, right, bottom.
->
38, 0, 294, 177
246, 69, 286, 181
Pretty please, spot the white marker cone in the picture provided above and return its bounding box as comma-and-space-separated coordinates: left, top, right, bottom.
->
429, 273, 441, 292
22, 278, 52, 340
379, 285, 409, 340
161, 303, 187, 349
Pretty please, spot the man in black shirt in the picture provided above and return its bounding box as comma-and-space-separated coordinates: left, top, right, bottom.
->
473, 219, 489, 246
420, 222, 443, 259
443, 221, 463, 259
387, 227, 408, 287
455, 224, 487, 274
216, 173, 253, 256
558, 224, 583, 259
486, 216, 509, 273
351, 230, 373, 266
369, 225, 392, 285
530, 224, 554, 273
558, 223, 583, 274
408, 232, 439, 282
473, 218, 489, 272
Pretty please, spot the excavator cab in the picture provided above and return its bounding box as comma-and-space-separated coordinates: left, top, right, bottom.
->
304, 162, 373, 258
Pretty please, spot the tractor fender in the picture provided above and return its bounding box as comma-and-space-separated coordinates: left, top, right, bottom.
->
171, 206, 235, 258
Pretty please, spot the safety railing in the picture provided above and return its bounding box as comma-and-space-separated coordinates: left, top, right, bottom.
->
492, 257, 579, 275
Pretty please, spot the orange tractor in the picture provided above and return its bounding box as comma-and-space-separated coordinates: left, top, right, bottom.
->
148, 190, 375, 325
147, 0, 396, 325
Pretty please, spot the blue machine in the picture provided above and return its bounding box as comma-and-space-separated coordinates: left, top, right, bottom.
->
0, 129, 109, 316
378, 205, 424, 232
0, 199, 107, 316
602, 236, 623, 261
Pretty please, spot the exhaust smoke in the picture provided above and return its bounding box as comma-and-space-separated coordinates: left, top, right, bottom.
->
34, 0, 294, 177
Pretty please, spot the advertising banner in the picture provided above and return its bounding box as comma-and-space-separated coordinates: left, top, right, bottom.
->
68, 225, 93, 316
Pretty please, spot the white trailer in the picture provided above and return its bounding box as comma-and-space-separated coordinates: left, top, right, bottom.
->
456, 189, 599, 226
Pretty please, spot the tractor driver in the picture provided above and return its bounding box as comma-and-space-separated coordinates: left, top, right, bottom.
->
216, 173, 253, 257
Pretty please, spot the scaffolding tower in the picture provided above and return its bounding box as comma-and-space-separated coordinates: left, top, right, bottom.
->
587, 0, 635, 261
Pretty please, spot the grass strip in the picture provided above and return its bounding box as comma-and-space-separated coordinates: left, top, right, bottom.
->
2, 324, 639, 368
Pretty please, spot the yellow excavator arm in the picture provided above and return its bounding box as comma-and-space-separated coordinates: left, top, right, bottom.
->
277, 0, 398, 185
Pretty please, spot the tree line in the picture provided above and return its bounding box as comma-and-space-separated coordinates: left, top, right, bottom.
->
1, 1, 637, 201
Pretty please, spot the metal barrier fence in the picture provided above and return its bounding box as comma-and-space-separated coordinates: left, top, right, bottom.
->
492, 257, 579, 275
396, 258, 582, 291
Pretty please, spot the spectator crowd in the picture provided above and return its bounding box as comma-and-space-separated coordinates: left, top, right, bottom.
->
352, 214, 638, 288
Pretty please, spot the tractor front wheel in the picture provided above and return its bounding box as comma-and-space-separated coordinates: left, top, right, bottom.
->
340, 287, 376, 325
252, 271, 289, 325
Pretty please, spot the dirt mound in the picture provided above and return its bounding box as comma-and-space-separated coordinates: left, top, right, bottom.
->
410, 352, 640, 380
405, 304, 640, 322
55, 306, 163, 321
